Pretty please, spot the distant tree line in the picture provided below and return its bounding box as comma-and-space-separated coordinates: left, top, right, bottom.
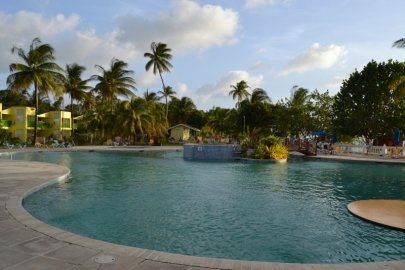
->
1, 37, 404, 145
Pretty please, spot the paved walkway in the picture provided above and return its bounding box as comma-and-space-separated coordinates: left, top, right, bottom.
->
0, 146, 404, 269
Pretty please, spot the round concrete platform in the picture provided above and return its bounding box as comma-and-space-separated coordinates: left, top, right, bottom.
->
348, 200, 405, 230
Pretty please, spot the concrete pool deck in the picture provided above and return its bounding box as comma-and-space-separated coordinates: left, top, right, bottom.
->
0, 146, 404, 269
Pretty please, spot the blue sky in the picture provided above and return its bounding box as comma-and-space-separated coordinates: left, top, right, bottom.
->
1, 0, 404, 110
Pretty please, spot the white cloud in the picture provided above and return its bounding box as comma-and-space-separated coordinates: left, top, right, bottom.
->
325, 75, 346, 94
137, 71, 159, 88
245, 0, 286, 9
280, 43, 347, 76
249, 60, 266, 71
176, 82, 189, 97
57, 29, 140, 72
0, 0, 239, 76
190, 70, 263, 109
0, 11, 80, 72
115, 0, 239, 53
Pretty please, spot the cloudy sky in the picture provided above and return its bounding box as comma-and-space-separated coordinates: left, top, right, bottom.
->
1, 0, 404, 110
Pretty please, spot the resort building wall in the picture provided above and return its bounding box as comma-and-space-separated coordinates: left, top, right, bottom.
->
0, 103, 72, 142
168, 124, 200, 142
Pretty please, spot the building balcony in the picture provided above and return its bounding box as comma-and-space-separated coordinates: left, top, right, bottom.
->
27, 121, 51, 129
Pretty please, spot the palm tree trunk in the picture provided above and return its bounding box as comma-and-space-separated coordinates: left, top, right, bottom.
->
33, 83, 38, 146
158, 71, 169, 118
71, 90, 74, 135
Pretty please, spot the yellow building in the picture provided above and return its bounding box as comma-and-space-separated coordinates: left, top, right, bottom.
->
0, 103, 71, 142
38, 111, 72, 140
168, 124, 200, 142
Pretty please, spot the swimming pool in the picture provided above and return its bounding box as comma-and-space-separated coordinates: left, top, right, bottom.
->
16, 151, 405, 263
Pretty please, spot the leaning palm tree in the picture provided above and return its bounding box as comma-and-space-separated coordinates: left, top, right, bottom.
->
64, 63, 91, 133
158, 85, 176, 118
91, 58, 136, 110
7, 37, 65, 145
229, 80, 250, 108
250, 88, 271, 103
144, 42, 173, 114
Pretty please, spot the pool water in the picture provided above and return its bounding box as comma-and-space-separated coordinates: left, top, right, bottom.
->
14, 151, 405, 263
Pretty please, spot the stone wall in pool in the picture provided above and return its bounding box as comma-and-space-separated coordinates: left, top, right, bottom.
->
183, 144, 241, 160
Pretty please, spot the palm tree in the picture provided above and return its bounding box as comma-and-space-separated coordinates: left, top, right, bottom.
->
147, 100, 168, 143
91, 58, 136, 110
82, 91, 96, 112
117, 98, 153, 143
392, 38, 405, 48
168, 96, 196, 124
158, 85, 176, 118
144, 42, 173, 115
7, 37, 65, 145
229, 80, 250, 108
250, 88, 271, 103
64, 63, 91, 133
143, 89, 160, 103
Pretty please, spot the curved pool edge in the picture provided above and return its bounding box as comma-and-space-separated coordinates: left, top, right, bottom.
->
1, 156, 404, 269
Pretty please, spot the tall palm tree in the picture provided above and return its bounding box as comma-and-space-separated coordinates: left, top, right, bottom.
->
158, 85, 176, 118
7, 37, 65, 145
229, 80, 250, 108
64, 63, 91, 133
144, 42, 173, 115
91, 58, 136, 110
250, 88, 271, 103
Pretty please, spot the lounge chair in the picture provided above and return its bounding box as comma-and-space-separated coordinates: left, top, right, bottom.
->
5, 143, 14, 149
52, 140, 66, 148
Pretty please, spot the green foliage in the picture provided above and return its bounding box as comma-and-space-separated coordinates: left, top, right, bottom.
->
168, 96, 197, 126
333, 59, 405, 141
0, 129, 12, 145
7, 37, 65, 145
91, 58, 136, 109
252, 142, 288, 160
10, 137, 21, 144
260, 135, 282, 147
241, 134, 288, 160
71, 133, 88, 145
229, 80, 250, 108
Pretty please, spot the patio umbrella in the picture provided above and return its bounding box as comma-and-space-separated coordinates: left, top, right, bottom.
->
394, 128, 400, 146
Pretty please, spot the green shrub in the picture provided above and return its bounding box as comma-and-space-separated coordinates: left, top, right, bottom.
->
252, 136, 288, 160
0, 129, 12, 145
260, 135, 282, 147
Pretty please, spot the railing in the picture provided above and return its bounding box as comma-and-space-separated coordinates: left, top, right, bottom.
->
27, 121, 51, 129
0, 120, 12, 127
332, 144, 404, 157
38, 122, 51, 129
285, 139, 317, 156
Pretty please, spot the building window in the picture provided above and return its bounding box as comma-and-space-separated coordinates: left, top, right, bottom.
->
62, 118, 70, 128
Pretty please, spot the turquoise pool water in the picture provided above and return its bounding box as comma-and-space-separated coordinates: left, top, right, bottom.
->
13, 151, 405, 263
